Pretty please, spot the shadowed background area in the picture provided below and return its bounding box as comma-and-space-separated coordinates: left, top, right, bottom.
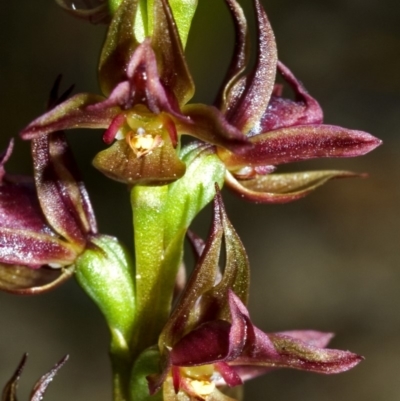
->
1, 0, 399, 400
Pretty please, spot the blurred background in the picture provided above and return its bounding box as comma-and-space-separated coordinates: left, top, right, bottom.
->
1, 0, 399, 400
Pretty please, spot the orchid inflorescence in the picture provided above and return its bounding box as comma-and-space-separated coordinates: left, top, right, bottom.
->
1, 0, 380, 400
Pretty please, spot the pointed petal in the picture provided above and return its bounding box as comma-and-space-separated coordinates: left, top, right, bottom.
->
232, 328, 363, 375
0, 264, 74, 294
2, 354, 27, 401
0, 178, 48, 234
159, 194, 224, 348
201, 191, 250, 319
225, 169, 360, 204
219, 125, 382, 168
32, 133, 95, 247
56, 0, 110, 24
92, 138, 186, 185
217, 0, 249, 111
0, 228, 78, 267
99, 0, 140, 95
151, 0, 195, 106
30, 356, 69, 401
268, 332, 363, 373
20, 93, 116, 140
180, 104, 250, 153
253, 61, 324, 134
225, 0, 277, 134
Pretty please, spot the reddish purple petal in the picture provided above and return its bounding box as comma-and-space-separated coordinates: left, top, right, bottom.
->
253, 61, 324, 135
0, 228, 78, 267
232, 328, 363, 375
151, 0, 195, 106
0, 179, 49, 234
225, 0, 277, 134
20, 93, 117, 140
98, 39, 189, 121
217, 0, 249, 111
219, 125, 382, 168
171, 320, 232, 366
32, 133, 95, 247
180, 104, 250, 153
225, 169, 360, 204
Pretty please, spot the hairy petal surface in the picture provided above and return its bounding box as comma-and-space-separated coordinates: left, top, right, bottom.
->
225, 0, 277, 134
180, 104, 250, 154
219, 125, 382, 169
20, 94, 117, 139
93, 138, 186, 185
217, 0, 249, 111
253, 61, 324, 135
225, 170, 359, 203
32, 133, 97, 247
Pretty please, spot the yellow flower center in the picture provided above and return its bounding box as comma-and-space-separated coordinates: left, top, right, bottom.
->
180, 365, 220, 398
121, 105, 172, 158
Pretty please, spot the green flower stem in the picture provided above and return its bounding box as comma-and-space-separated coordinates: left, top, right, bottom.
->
130, 145, 226, 358
130, 185, 171, 355
75, 235, 136, 401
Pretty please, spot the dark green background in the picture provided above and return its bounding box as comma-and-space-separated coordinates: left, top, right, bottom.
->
1, 0, 399, 400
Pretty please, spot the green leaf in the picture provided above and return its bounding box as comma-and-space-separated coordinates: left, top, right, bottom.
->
75, 235, 135, 345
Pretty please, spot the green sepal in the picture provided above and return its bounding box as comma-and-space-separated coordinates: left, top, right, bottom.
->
168, 0, 198, 48
108, 0, 197, 47
75, 235, 136, 346
130, 348, 163, 401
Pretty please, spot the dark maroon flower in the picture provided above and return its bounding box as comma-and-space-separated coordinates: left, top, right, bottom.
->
215, 0, 381, 203
20, 0, 248, 186
21, 0, 380, 200
0, 79, 97, 294
148, 192, 363, 399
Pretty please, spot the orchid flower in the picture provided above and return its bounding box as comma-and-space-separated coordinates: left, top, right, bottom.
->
20, 0, 248, 186
214, 0, 381, 202
147, 191, 362, 400
21, 0, 380, 203
0, 78, 97, 293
